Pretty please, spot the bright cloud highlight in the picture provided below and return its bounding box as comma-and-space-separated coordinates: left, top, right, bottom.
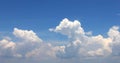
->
0, 18, 120, 63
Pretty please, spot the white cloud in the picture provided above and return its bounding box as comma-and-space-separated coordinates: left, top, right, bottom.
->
0, 39, 15, 49
0, 18, 120, 63
0, 28, 59, 62
108, 26, 120, 56
0, 38, 22, 58
13, 28, 42, 42
50, 18, 112, 58
49, 18, 85, 39
25, 43, 57, 59
0, 28, 44, 59
80, 35, 112, 57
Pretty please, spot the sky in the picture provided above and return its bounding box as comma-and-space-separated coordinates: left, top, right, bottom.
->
0, 0, 120, 63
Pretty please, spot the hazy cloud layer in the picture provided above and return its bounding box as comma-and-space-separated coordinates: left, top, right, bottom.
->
0, 18, 120, 63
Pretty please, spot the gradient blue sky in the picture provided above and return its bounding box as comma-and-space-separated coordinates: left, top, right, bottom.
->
0, 0, 120, 38
0, 0, 120, 63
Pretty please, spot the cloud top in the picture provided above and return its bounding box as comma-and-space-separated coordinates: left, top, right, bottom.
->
0, 18, 120, 63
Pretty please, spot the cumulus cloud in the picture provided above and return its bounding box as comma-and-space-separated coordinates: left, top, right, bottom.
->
49, 18, 85, 39
0, 18, 120, 63
13, 28, 42, 42
108, 26, 120, 56
50, 18, 112, 58
0, 28, 60, 62
0, 28, 44, 59
0, 38, 22, 58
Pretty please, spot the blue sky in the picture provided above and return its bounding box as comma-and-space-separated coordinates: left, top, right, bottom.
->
0, 0, 120, 34
0, 0, 120, 63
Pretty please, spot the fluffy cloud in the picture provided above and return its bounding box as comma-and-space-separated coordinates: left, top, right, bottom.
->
25, 43, 57, 59
0, 28, 44, 58
0, 28, 59, 61
80, 35, 112, 57
0, 38, 22, 58
108, 26, 120, 56
0, 18, 120, 63
13, 28, 42, 42
49, 18, 85, 39
50, 18, 112, 58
